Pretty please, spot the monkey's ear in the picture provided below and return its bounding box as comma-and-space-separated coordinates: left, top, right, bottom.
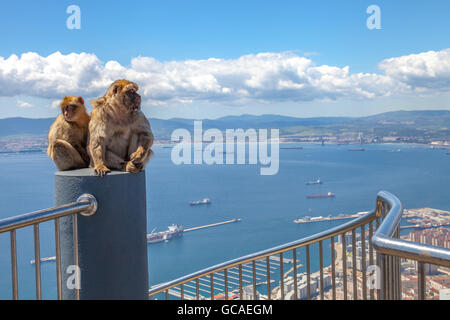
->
111, 83, 122, 95
78, 97, 84, 105
91, 97, 105, 108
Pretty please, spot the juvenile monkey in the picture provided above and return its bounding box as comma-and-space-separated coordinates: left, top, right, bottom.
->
88, 80, 154, 177
47, 96, 90, 171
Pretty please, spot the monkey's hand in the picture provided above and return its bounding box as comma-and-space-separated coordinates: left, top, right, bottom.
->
125, 161, 142, 174
130, 146, 146, 166
94, 164, 111, 177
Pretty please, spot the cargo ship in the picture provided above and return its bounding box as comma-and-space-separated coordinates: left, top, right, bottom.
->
306, 192, 335, 199
280, 146, 303, 149
348, 148, 365, 151
147, 224, 184, 243
190, 198, 211, 206
306, 179, 322, 185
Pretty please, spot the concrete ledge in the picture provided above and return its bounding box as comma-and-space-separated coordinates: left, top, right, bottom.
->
55, 169, 149, 300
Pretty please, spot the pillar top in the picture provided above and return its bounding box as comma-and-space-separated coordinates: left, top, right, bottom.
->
55, 168, 132, 177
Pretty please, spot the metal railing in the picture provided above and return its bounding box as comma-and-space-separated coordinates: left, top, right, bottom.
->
149, 191, 450, 300
373, 191, 450, 300
149, 202, 380, 300
0, 194, 97, 300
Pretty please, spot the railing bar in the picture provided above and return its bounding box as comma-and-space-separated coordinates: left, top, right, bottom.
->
306, 245, 310, 300
266, 256, 271, 300
352, 229, 357, 300
72, 214, 80, 300
280, 252, 284, 300
377, 252, 383, 300
165, 290, 169, 300
252, 261, 257, 300
210, 274, 214, 299
33, 224, 42, 300
369, 221, 374, 300
10, 230, 18, 300
224, 269, 228, 300
319, 240, 324, 300
331, 236, 336, 300
196, 279, 200, 300
361, 225, 367, 300
293, 249, 298, 300
342, 233, 347, 300
239, 265, 243, 300
390, 255, 395, 300
180, 284, 184, 300
54, 218, 62, 300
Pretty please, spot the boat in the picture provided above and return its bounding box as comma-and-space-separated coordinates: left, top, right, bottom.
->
147, 224, 184, 243
30, 256, 56, 264
280, 146, 303, 150
348, 148, 365, 151
306, 192, 335, 199
190, 198, 211, 206
306, 179, 323, 185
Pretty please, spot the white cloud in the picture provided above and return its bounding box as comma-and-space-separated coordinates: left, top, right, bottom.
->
1, 49, 450, 106
17, 100, 33, 108
378, 49, 450, 93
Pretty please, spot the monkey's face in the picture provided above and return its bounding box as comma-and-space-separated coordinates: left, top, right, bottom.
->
60, 96, 85, 123
107, 80, 141, 113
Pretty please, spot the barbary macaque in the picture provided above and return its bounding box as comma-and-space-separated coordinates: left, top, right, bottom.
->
88, 80, 154, 177
47, 96, 90, 171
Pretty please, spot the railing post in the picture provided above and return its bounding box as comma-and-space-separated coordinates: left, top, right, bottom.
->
54, 169, 149, 300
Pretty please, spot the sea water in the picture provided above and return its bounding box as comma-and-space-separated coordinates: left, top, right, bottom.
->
0, 143, 449, 299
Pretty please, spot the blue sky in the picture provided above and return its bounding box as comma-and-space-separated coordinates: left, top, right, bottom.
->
1, 0, 450, 119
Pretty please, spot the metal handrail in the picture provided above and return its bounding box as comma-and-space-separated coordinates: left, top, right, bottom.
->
0, 194, 97, 233
373, 191, 450, 300
372, 191, 450, 267
0, 193, 97, 300
149, 207, 378, 298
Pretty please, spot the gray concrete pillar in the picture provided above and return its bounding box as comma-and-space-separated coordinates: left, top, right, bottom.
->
54, 169, 149, 300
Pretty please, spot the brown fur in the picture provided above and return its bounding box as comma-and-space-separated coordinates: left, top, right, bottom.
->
88, 80, 154, 177
47, 96, 90, 171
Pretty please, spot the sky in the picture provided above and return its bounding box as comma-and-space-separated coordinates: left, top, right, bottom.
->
0, 0, 450, 119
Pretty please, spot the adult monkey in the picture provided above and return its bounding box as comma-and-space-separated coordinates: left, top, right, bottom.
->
88, 80, 154, 177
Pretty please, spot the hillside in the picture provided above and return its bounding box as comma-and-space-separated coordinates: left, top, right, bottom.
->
0, 110, 449, 142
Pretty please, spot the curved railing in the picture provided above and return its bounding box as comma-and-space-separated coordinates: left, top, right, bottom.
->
149, 201, 380, 300
373, 191, 450, 300
150, 191, 450, 300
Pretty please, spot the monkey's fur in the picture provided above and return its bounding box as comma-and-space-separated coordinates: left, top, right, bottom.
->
47, 96, 90, 171
88, 80, 154, 177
